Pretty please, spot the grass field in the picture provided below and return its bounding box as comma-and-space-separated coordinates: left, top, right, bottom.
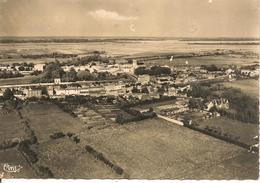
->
36, 138, 120, 179
78, 117, 258, 179
144, 55, 258, 67
0, 110, 27, 141
222, 79, 259, 98
0, 149, 37, 178
0, 76, 37, 86
1, 40, 258, 57
20, 102, 84, 143
194, 117, 259, 145
1, 102, 258, 179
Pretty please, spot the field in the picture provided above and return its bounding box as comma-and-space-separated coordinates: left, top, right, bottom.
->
73, 105, 112, 129
17, 102, 123, 178
194, 117, 259, 145
92, 104, 121, 121
0, 76, 36, 86
78, 117, 259, 179
36, 138, 120, 179
0, 149, 37, 178
0, 102, 258, 179
0, 110, 27, 141
0, 108, 37, 179
144, 55, 259, 67
222, 79, 259, 98
0, 40, 258, 64
20, 102, 84, 143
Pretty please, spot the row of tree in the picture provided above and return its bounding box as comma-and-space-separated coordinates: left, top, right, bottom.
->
116, 108, 156, 124
32, 63, 124, 83
0, 71, 24, 79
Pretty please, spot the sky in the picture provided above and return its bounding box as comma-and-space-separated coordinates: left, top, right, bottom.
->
0, 0, 259, 37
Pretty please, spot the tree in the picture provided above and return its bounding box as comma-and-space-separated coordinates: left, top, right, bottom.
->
150, 65, 171, 75
63, 68, 77, 82
201, 64, 220, 72
134, 67, 147, 75
188, 98, 204, 109
3, 88, 14, 100
148, 107, 154, 112
188, 85, 211, 98
41, 87, 48, 95
77, 71, 94, 80
134, 66, 171, 76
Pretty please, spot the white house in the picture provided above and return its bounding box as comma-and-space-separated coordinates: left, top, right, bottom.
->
205, 98, 229, 111
34, 64, 45, 71
24, 88, 42, 98
138, 75, 150, 84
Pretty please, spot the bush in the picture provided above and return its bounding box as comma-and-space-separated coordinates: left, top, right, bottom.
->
188, 84, 211, 98
116, 108, 156, 124
73, 136, 80, 144
37, 165, 54, 178
50, 132, 65, 139
3, 88, 14, 100
0, 139, 19, 150
66, 132, 75, 138
85, 145, 124, 175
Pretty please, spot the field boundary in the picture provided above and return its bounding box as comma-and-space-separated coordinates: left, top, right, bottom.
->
185, 125, 251, 150
85, 145, 128, 178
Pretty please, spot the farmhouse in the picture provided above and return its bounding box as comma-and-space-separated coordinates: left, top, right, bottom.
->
154, 76, 174, 84
34, 64, 45, 71
205, 98, 229, 111
225, 68, 234, 75
54, 87, 80, 96
24, 88, 42, 98
167, 87, 178, 96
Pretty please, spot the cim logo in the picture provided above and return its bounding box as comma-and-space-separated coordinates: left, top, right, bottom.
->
3, 163, 23, 173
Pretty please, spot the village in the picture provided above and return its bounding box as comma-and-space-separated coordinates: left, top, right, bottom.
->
0, 53, 259, 178
0, 53, 259, 127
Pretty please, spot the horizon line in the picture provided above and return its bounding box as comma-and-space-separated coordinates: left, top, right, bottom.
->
0, 36, 260, 39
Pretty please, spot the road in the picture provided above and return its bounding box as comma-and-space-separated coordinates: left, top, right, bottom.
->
157, 114, 184, 126
0, 79, 131, 89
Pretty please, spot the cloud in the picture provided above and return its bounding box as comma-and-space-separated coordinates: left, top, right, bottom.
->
89, 9, 138, 21
130, 24, 136, 32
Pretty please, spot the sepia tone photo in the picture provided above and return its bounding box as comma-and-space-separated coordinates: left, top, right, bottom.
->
0, 0, 259, 180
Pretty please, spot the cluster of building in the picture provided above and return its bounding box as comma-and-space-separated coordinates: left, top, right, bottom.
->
205, 98, 229, 111
171, 64, 259, 84
159, 97, 229, 124
0, 63, 45, 76
62, 60, 142, 75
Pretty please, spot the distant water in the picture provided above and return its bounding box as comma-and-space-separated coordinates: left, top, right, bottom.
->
0, 37, 259, 57
0, 36, 259, 42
